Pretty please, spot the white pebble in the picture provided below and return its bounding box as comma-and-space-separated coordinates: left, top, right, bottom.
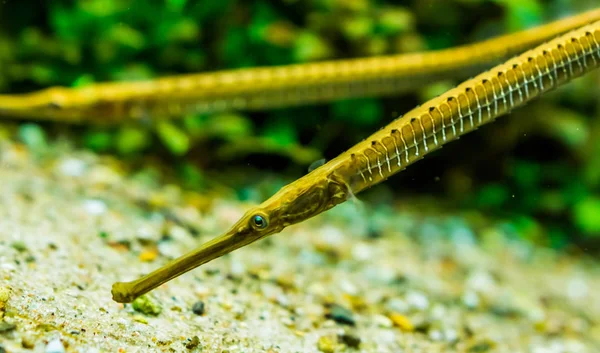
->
373, 314, 393, 328
230, 260, 246, 276
0, 263, 17, 271
169, 225, 192, 242
429, 329, 443, 341
431, 303, 447, 319
58, 158, 86, 177
351, 242, 373, 261
320, 225, 345, 247
339, 279, 358, 295
157, 242, 179, 258
82, 199, 107, 215
276, 293, 290, 307
444, 328, 458, 342
466, 270, 496, 294
567, 277, 588, 301
194, 285, 211, 297
406, 291, 429, 311
462, 290, 480, 309
386, 298, 409, 313
136, 225, 160, 242
376, 330, 398, 343
46, 338, 65, 353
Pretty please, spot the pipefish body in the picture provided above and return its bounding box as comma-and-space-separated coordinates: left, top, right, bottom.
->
1, 9, 600, 124
111, 21, 600, 303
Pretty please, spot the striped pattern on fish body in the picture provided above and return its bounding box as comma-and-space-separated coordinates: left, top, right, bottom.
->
331, 21, 600, 194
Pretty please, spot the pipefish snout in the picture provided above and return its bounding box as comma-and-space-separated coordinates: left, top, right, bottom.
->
111, 20, 600, 303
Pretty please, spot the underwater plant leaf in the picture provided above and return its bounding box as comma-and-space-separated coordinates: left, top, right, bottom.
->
116, 126, 151, 155
83, 130, 113, 152
156, 121, 190, 156
573, 197, 600, 235
331, 98, 383, 126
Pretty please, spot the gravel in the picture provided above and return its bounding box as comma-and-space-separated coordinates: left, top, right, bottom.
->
0, 137, 599, 352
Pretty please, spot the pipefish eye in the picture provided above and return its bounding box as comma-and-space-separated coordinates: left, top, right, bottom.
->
251, 214, 268, 229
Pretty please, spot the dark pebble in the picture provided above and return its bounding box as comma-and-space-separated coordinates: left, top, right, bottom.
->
185, 336, 200, 349
338, 332, 361, 348
191, 301, 205, 316
0, 321, 16, 333
326, 304, 355, 326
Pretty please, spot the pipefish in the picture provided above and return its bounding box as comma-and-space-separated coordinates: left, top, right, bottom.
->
111, 21, 600, 303
1, 9, 600, 124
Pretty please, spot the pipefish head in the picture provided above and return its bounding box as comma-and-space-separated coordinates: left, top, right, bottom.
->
0, 87, 84, 122
111, 169, 350, 303
0, 86, 140, 124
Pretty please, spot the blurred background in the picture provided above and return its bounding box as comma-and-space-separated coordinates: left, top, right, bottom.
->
0, 0, 599, 251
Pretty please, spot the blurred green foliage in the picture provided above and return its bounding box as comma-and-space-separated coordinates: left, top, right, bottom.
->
1, 0, 599, 249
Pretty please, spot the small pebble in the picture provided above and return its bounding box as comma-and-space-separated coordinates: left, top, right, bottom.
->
136, 225, 160, 243
443, 328, 458, 342
343, 294, 366, 311
21, 336, 35, 349
132, 315, 148, 324
467, 338, 496, 352
429, 329, 443, 341
157, 240, 181, 258
45, 338, 65, 353
0, 286, 11, 316
466, 271, 496, 294
462, 290, 480, 309
58, 158, 86, 177
191, 301, 205, 316
230, 260, 246, 277
385, 298, 409, 313
0, 321, 16, 332
82, 199, 107, 215
566, 277, 588, 300
10, 241, 27, 252
326, 304, 355, 326
317, 335, 336, 353
351, 242, 373, 261
406, 291, 429, 311
132, 295, 162, 316
339, 280, 358, 295
139, 249, 159, 262
389, 313, 414, 332
338, 332, 361, 348
185, 336, 200, 350
373, 314, 393, 328
194, 285, 211, 297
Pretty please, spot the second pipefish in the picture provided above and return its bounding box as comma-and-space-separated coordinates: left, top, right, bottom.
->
111, 21, 600, 303
0, 8, 600, 123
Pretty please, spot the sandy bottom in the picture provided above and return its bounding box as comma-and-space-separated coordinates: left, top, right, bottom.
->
0, 138, 599, 353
